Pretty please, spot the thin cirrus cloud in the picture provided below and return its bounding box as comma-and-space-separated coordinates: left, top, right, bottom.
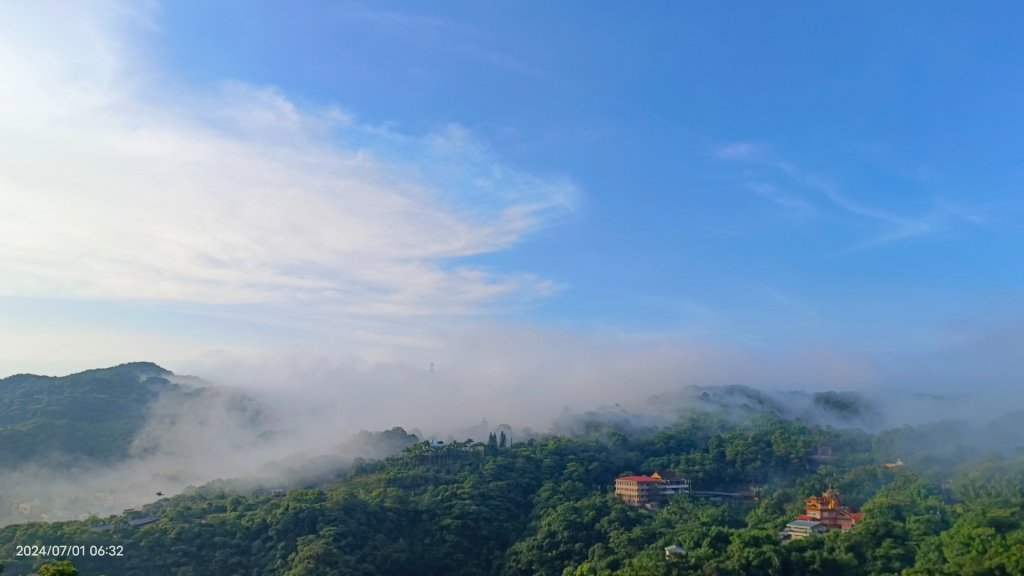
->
0, 3, 577, 327
714, 141, 983, 252
333, 4, 535, 75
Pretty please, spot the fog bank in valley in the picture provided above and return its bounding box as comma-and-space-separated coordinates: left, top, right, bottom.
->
4, 323, 1024, 526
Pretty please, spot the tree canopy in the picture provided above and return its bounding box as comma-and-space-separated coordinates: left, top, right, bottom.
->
2, 408, 1023, 575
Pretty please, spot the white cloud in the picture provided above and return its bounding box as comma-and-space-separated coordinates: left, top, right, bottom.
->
714, 141, 764, 160
0, 2, 576, 331
714, 141, 972, 251
748, 182, 816, 216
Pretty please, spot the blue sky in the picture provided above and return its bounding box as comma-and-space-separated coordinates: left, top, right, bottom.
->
2, 1, 1023, 398
161, 2, 1023, 328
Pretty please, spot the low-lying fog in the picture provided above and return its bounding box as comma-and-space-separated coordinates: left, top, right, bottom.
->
3, 326, 1024, 526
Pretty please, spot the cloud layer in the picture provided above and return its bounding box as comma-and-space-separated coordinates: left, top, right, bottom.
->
0, 2, 575, 331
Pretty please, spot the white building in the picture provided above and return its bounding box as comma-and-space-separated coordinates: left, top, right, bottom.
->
781, 520, 827, 541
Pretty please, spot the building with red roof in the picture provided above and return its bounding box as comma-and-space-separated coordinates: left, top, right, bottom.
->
783, 487, 863, 539
614, 472, 690, 507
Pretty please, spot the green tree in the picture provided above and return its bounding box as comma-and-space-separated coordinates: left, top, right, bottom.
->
35, 561, 79, 576
284, 531, 350, 576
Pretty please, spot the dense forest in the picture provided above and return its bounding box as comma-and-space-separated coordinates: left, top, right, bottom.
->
0, 363, 266, 470
0, 363, 173, 468
0, 363, 271, 528
3, 403, 1024, 575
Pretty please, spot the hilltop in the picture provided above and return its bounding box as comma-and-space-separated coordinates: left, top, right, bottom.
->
0, 363, 179, 467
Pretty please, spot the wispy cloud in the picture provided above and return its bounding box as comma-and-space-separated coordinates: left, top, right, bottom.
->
714, 141, 764, 161
715, 141, 988, 252
0, 2, 575, 334
333, 3, 535, 74
748, 182, 816, 216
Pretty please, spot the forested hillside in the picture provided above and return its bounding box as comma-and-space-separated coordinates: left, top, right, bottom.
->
3, 409, 1024, 575
0, 363, 271, 527
0, 362, 269, 469
0, 363, 175, 467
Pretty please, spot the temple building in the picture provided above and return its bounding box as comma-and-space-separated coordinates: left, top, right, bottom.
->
614, 471, 690, 507
782, 487, 863, 539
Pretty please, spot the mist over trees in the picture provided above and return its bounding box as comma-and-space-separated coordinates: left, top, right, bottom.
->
3, 373, 1024, 575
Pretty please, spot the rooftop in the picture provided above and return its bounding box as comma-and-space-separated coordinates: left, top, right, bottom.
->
787, 520, 825, 529
664, 545, 686, 553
